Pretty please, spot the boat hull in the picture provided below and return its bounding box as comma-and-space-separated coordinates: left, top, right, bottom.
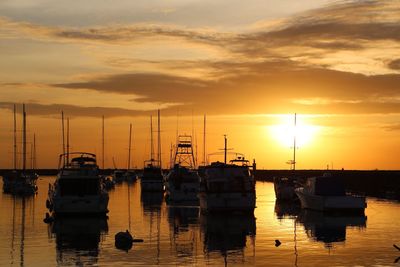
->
50, 194, 109, 215
274, 183, 295, 201
165, 181, 199, 202
295, 189, 366, 212
198, 191, 255, 213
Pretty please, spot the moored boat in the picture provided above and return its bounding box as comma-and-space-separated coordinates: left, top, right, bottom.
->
47, 152, 109, 216
198, 136, 256, 213
295, 173, 366, 213
165, 135, 200, 203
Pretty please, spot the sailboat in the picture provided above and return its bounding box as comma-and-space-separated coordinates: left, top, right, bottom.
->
2, 104, 38, 195
164, 135, 200, 203
141, 110, 164, 192
274, 113, 298, 201
124, 123, 138, 182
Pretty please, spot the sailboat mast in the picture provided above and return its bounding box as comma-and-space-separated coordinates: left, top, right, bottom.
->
157, 109, 161, 168
203, 114, 206, 166
22, 104, 26, 171
13, 104, 17, 170
127, 123, 132, 170
66, 117, 70, 165
102, 115, 105, 169
61, 111, 66, 166
150, 115, 154, 161
33, 133, 36, 170
293, 113, 297, 171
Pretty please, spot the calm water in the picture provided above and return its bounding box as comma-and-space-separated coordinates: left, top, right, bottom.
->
1, 177, 400, 266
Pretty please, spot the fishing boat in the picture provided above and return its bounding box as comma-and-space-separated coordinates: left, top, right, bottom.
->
141, 112, 164, 192
113, 170, 125, 183
295, 173, 366, 213
165, 135, 200, 203
47, 152, 109, 215
2, 104, 38, 195
198, 136, 256, 213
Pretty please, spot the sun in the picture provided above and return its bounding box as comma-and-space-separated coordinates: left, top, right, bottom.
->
268, 115, 319, 148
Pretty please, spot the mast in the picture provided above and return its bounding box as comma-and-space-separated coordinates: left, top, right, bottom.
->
203, 114, 206, 166
13, 104, 17, 170
33, 133, 36, 170
61, 111, 65, 166
102, 115, 105, 169
157, 109, 161, 168
293, 113, 297, 171
127, 123, 132, 170
66, 117, 70, 165
150, 115, 154, 161
22, 104, 26, 171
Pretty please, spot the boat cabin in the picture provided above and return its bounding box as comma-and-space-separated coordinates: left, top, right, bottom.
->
305, 174, 346, 196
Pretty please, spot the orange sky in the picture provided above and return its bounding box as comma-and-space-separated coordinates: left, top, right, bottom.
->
1, 1, 400, 169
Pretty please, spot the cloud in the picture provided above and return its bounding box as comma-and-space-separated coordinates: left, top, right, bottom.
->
388, 59, 400, 70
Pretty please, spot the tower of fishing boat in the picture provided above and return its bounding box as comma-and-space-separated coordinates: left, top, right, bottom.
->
164, 134, 200, 203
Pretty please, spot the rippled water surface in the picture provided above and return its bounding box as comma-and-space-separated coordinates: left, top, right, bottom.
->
1, 177, 400, 266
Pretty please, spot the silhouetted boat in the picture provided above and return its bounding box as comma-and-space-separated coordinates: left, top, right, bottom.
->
47, 152, 109, 215
165, 135, 200, 203
113, 170, 125, 183
141, 112, 164, 192
2, 104, 38, 195
295, 173, 366, 212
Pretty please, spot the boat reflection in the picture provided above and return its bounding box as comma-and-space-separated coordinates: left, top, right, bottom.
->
141, 191, 163, 213
167, 204, 200, 259
200, 213, 256, 255
296, 210, 367, 248
50, 216, 108, 266
274, 199, 301, 220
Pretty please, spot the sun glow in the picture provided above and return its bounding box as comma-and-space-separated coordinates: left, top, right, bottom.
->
268, 115, 320, 148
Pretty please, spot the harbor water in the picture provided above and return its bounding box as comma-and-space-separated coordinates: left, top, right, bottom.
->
1, 177, 400, 266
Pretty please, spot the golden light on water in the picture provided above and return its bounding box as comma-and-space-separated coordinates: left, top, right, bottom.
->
268, 115, 320, 148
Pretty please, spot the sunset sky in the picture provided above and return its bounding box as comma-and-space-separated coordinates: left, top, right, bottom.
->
1, 0, 400, 170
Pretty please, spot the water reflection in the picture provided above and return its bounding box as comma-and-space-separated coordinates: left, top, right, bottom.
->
274, 200, 301, 220
50, 217, 108, 266
296, 210, 367, 248
167, 204, 200, 260
200, 213, 256, 258
141, 191, 163, 212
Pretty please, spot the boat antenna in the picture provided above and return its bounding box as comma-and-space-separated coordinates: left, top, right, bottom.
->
219, 135, 233, 164
13, 104, 17, 170
33, 133, 36, 170
61, 111, 66, 166
102, 115, 105, 169
157, 109, 162, 168
203, 114, 206, 166
293, 113, 297, 171
22, 104, 26, 171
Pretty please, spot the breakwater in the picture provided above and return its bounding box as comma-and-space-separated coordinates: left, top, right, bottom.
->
254, 169, 400, 199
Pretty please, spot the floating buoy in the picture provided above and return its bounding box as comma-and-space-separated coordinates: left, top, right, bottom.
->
115, 230, 134, 251
43, 212, 54, 224
275, 239, 281, 247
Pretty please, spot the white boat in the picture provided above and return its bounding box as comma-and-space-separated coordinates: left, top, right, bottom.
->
47, 152, 109, 215
198, 136, 256, 213
165, 135, 200, 203
295, 173, 366, 212
2, 104, 38, 195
